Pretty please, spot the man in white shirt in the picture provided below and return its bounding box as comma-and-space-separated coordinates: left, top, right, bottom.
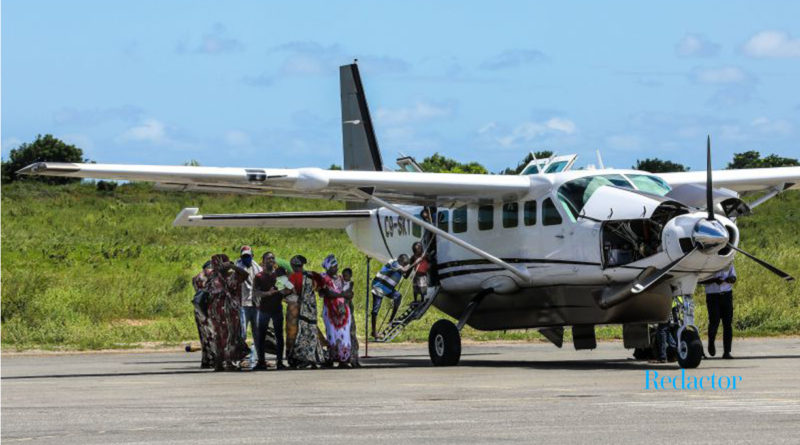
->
702, 264, 737, 359
235, 245, 262, 367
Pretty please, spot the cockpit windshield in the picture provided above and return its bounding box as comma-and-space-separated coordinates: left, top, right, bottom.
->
626, 174, 672, 196
557, 174, 633, 218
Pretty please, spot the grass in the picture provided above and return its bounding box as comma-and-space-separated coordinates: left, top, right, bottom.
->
2, 181, 799, 350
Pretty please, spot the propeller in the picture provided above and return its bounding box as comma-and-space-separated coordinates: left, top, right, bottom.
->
706, 135, 714, 221
705, 135, 795, 281
631, 247, 698, 294
727, 244, 795, 282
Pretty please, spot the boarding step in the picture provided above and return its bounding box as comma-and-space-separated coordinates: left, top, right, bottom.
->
374, 286, 440, 343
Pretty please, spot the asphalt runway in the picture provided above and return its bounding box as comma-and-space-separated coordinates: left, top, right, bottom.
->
3, 338, 800, 444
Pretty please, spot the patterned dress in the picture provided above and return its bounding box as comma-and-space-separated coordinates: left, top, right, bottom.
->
285, 271, 326, 368
320, 274, 352, 364
192, 272, 215, 367
205, 270, 251, 368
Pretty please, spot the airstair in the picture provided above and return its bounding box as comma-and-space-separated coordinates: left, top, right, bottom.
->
374, 285, 439, 343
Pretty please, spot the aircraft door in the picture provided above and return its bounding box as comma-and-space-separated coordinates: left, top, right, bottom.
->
538, 197, 569, 259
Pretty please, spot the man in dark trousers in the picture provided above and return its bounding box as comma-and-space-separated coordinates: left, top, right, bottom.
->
253, 252, 292, 370
703, 264, 737, 359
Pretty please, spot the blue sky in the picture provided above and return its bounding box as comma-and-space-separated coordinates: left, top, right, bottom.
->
3, 0, 800, 172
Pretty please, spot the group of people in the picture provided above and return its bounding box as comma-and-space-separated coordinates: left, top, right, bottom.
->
191, 246, 360, 371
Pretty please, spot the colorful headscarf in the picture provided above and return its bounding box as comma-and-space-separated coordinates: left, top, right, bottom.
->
322, 254, 338, 271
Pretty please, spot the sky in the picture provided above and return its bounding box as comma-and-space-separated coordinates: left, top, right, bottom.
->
3, 0, 800, 172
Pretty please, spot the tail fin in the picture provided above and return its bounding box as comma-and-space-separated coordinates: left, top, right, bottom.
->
340, 63, 384, 171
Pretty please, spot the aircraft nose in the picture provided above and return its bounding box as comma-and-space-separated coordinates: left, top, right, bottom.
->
693, 219, 729, 253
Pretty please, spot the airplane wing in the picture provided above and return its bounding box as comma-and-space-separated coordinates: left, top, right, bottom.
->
172, 208, 371, 229
17, 162, 539, 205
658, 167, 800, 194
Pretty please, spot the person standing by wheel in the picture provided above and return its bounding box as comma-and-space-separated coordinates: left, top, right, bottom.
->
703, 264, 737, 359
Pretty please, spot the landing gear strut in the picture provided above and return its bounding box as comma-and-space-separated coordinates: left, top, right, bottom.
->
428, 288, 493, 366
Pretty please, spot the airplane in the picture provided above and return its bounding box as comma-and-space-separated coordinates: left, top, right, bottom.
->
19, 63, 799, 368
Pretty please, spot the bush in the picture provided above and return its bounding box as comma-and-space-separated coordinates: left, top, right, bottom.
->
1, 134, 88, 185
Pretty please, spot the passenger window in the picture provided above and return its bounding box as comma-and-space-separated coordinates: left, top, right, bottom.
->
503, 202, 518, 228
437, 210, 449, 232
412, 212, 422, 237
543, 198, 562, 226
478, 205, 494, 230
524, 200, 537, 226
453, 205, 467, 233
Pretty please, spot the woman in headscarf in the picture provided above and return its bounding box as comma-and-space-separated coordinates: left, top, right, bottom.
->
319, 254, 353, 367
205, 254, 251, 371
285, 255, 326, 369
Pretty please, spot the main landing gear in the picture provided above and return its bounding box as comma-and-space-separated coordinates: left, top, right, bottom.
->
428, 288, 492, 366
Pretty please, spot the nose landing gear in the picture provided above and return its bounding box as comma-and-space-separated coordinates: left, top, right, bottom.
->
675, 294, 704, 369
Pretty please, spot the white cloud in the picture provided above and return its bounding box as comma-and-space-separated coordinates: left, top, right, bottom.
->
676, 34, 720, 58
120, 119, 167, 143
477, 122, 497, 134
225, 130, 251, 147
545, 117, 576, 134
742, 30, 800, 58
750, 117, 793, 136
491, 118, 577, 148
690, 66, 750, 84
376, 101, 455, 126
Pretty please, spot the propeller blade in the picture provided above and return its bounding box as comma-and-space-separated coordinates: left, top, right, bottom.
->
728, 244, 795, 282
706, 135, 714, 221
632, 247, 698, 294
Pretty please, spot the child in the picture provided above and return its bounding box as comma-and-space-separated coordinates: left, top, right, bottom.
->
341, 268, 360, 367
409, 241, 430, 304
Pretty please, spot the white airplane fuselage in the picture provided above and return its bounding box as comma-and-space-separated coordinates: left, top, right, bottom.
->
345, 168, 738, 330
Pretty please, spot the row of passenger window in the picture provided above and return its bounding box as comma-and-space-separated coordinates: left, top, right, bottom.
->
435, 199, 563, 233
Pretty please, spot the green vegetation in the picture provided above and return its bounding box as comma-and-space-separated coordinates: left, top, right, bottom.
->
633, 158, 688, 173
1, 134, 88, 184
419, 153, 488, 174
2, 182, 799, 350
727, 151, 799, 169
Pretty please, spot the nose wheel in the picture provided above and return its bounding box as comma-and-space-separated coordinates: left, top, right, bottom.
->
428, 319, 461, 366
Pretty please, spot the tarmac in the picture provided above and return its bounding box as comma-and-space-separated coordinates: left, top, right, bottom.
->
2, 338, 800, 444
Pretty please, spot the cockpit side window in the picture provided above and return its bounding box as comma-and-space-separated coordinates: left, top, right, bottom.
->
542, 198, 562, 226
452, 205, 468, 233
437, 210, 449, 232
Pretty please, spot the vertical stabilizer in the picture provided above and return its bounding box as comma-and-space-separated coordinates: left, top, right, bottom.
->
340, 63, 384, 171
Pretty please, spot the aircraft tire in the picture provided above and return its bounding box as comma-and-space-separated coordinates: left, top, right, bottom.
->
677, 329, 703, 369
428, 319, 461, 366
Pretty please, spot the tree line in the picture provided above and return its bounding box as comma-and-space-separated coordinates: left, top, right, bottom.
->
2, 134, 798, 185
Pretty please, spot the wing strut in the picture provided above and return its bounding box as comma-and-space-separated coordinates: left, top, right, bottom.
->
362, 193, 532, 284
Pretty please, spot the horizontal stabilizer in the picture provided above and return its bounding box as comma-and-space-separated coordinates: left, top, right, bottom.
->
173, 208, 372, 229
